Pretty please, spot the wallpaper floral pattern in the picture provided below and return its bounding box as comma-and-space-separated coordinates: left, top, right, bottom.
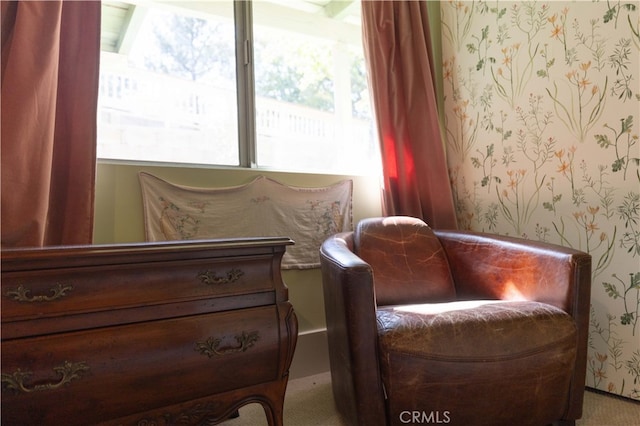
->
440, 0, 639, 400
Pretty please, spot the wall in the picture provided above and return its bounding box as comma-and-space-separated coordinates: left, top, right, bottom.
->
441, 1, 639, 400
93, 161, 383, 377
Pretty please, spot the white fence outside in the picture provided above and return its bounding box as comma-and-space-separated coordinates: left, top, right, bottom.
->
98, 64, 376, 173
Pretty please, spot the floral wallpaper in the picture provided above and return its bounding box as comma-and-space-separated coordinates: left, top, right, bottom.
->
440, 1, 639, 400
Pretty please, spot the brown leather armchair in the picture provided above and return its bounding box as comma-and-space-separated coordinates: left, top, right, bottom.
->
320, 216, 591, 426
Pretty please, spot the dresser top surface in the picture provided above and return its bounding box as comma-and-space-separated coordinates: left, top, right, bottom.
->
1, 237, 294, 271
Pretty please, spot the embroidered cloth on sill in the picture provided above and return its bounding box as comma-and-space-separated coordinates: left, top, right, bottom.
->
139, 172, 353, 269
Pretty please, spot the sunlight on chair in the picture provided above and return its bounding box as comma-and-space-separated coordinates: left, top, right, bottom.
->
392, 281, 529, 316
500, 280, 529, 301
393, 300, 505, 315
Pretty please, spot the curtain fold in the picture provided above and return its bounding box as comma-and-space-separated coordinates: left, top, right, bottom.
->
361, 0, 457, 229
1, 0, 101, 247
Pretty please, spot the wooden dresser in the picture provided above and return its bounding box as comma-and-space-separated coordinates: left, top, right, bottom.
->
1, 238, 298, 425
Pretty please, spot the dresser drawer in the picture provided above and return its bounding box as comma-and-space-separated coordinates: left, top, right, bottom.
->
2, 255, 277, 322
1, 305, 286, 425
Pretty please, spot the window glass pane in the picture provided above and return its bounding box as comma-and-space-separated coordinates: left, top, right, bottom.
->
98, 2, 239, 165
98, 1, 380, 175
252, 1, 379, 175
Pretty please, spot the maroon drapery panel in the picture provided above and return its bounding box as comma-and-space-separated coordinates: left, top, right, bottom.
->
361, 0, 457, 229
1, 0, 100, 247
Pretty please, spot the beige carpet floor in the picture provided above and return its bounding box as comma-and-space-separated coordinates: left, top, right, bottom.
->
224, 371, 640, 426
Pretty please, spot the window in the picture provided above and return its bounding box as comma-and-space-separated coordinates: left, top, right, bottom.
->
98, 0, 379, 175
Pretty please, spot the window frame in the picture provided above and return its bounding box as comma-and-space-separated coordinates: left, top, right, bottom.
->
234, 0, 256, 168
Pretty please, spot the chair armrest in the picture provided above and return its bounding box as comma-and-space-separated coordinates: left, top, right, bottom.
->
434, 230, 591, 314
319, 232, 386, 426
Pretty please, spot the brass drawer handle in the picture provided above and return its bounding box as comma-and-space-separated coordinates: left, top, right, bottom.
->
195, 331, 260, 357
4, 283, 74, 303
1, 361, 89, 393
197, 268, 244, 285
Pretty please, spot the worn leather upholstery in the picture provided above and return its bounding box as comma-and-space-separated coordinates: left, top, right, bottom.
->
320, 216, 591, 426
354, 217, 457, 305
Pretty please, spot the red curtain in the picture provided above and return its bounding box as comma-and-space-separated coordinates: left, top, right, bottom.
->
361, 0, 457, 229
1, 1, 101, 247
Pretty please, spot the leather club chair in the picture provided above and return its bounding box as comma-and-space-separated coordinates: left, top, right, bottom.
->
319, 216, 591, 426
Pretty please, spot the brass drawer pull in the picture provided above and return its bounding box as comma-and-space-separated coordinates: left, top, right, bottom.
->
196, 331, 259, 357
4, 283, 73, 303
1, 361, 89, 393
197, 268, 244, 285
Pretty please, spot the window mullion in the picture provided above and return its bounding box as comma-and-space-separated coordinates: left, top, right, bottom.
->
234, 0, 256, 168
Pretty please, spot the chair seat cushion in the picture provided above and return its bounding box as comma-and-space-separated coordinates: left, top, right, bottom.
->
377, 300, 576, 360
376, 300, 578, 425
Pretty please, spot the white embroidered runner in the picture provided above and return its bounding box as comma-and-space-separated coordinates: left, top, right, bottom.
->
139, 172, 353, 269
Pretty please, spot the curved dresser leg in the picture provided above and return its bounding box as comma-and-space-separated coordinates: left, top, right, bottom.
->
261, 398, 284, 426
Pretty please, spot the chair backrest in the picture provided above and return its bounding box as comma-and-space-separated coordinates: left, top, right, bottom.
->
353, 216, 456, 306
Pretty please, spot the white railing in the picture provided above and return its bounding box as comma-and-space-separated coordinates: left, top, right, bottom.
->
97, 65, 375, 172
